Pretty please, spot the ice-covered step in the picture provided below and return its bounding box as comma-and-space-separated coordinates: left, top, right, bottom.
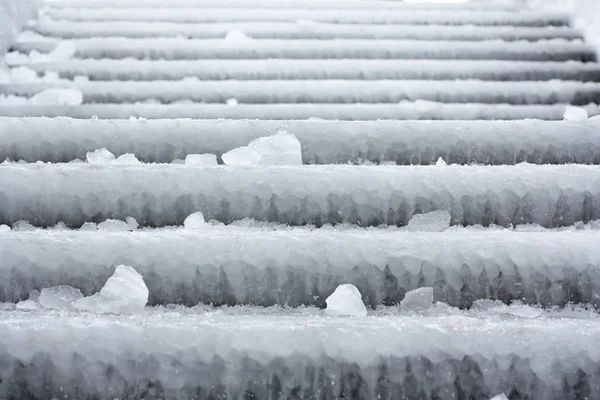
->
1, 102, 599, 120
2, 118, 599, 165
0, 308, 598, 400
2, 228, 599, 307
5, 79, 600, 105
44, 0, 524, 10
12, 38, 595, 62
41, 8, 570, 27
13, 59, 600, 82
31, 20, 583, 41
1, 164, 598, 228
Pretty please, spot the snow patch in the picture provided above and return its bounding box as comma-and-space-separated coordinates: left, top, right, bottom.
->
39, 285, 84, 310
30, 88, 83, 106
325, 284, 367, 317
185, 154, 218, 166
73, 265, 148, 314
400, 287, 434, 311
405, 210, 451, 232
86, 148, 116, 164
222, 131, 302, 166
563, 106, 588, 121
184, 212, 205, 229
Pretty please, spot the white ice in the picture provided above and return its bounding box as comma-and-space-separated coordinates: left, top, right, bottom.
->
404, 210, 451, 232
47, 40, 76, 61
80, 222, 98, 231
126, 217, 139, 230
563, 105, 588, 121
489, 394, 509, 400
400, 287, 434, 311
185, 154, 218, 166
226, 98, 238, 106
184, 212, 205, 229
12, 220, 35, 231
224, 30, 251, 41
0, 225, 10, 232
222, 131, 302, 166
435, 157, 447, 166
30, 88, 83, 106
114, 153, 141, 165
98, 219, 128, 231
325, 284, 367, 317
86, 148, 116, 164
39, 285, 84, 310
73, 265, 148, 314
15, 300, 37, 310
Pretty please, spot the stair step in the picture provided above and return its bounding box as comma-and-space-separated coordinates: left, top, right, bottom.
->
1, 102, 598, 120
31, 20, 583, 41
2, 118, 599, 165
13, 38, 595, 61
1, 164, 598, 228
18, 59, 599, 82
42, 8, 570, 27
5, 79, 600, 105
0, 307, 598, 399
1, 228, 599, 307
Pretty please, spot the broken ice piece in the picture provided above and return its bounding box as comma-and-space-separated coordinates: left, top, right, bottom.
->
472, 299, 506, 312
184, 212, 205, 229
52, 221, 68, 230
489, 394, 509, 400
325, 284, 367, 317
86, 148, 115, 164
563, 106, 588, 121
126, 217, 139, 231
226, 98, 238, 106
73, 265, 149, 314
224, 30, 251, 41
48, 40, 76, 61
31, 88, 83, 106
435, 157, 447, 166
222, 131, 302, 166
16, 300, 38, 311
80, 222, 98, 231
400, 287, 434, 311
98, 219, 128, 232
185, 154, 218, 166
405, 210, 451, 232
0, 225, 10, 232
39, 285, 84, 310
114, 153, 141, 165
12, 220, 35, 231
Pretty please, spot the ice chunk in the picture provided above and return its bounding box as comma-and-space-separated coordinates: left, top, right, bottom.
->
126, 217, 138, 231
73, 265, 148, 314
325, 284, 367, 317
222, 131, 302, 166
98, 219, 128, 232
80, 222, 98, 231
30, 88, 83, 106
114, 153, 141, 165
8, 66, 38, 83
184, 212, 205, 229
12, 220, 35, 231
0, 225, 10, 232
52, 221, 67, 230
489, 394, 509, 400
400, 287, 434, 311
405, 210, 451, 232
224, 30, 251, 41
16, 300, 38, 311
86, 148, 115, 164
226, 98, 238, 106
436, 157, 447, 166
563, 106, 588, 121
39, 285, 84, 310
472, 299, 506, 311
29, 289, 40, 302
48, 40, 76, 61
185, 154, 218, 167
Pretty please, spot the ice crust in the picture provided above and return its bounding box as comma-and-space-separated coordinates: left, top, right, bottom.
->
0, 307, 598, 400
325, 284, 367, 317
7, 79, 600, 105
16, 58, 598, 82
1, 103, 598, 120
2, 118, 599, 164
1, 163, 598, 229
12, 38, 594, 62
1, 229, 599, 308
42, 8, 570, 26
30, 20, 582, 41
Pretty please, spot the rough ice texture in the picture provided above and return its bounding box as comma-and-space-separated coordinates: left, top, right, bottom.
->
0, 0, 38, 56
31, 20, 582, 41
404, 210, 451, 232
2, 119, 600, 165
6, 79, 600, 105
42, 8, 570, 26
325, 284, 367, 317
16, 58, 599, 82
1, 163, 599, 228
400, 287, 435, 311
1, 229, 600, 308
0, 308, 598, 400
86, 147, 115, 164
222, 131, 302, 166
12, 38, 595, 62
2, 103, 599, 120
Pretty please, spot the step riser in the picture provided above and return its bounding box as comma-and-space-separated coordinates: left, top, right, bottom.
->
1, 165, 599, 228
19, 59, 600, 82
2, 119, 599, 165
1, 231, 599, 307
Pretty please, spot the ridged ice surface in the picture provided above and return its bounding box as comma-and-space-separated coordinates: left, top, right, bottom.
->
0, 164, 599, 228
6, 79, 600, 105
0, 307, 598, 400
2, 118, 599, 165
13, 38, 595, 61
18, 59, 599, 82
31, 20, 583, 41
1, 229, 599, 307
42, 8, 570, 26
2, 102, 599, 120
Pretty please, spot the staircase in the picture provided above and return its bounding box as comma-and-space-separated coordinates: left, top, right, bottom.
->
1, 0, 600, 399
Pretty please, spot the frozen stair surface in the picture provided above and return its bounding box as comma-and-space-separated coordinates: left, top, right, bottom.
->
2, 0, 600, 398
